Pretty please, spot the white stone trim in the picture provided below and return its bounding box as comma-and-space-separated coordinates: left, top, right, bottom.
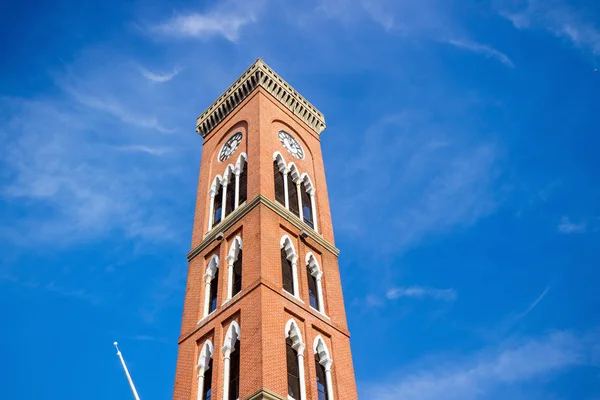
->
208, 175, 223, 231
313, 336, 334, 400
202, 255, 219, 319
234, 153, 248, 209
196, 340, 214, 400
222, 321, 241, 400
305, 252, 325, 314
285, 319, 306, 400
280, 235, 300, 299
225, 236, 243, 301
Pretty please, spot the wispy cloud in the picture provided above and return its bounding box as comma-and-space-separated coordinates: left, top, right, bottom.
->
445, 39, 515, 67
332, 112, 502, 253
360, 329, 598, 400
500, 0, 600, 57
153, 0, 264, 41
139, 66, 183, 83
65, 87, 175, 133
558, 216, 587, 234
387, 285, 457, 302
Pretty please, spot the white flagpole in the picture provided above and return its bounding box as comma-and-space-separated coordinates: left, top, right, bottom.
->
114, 342, 141, 400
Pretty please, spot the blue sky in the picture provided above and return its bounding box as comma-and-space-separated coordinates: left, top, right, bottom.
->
1, 0, 599, 399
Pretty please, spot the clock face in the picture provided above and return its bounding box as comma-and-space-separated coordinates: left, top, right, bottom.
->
219, 132, 242, 162
278, 131, 304, 159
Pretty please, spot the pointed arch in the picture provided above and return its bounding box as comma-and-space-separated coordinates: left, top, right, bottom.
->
300, 173, 314, 192
313, 336, 334, 400
305, 252, 325, 313
198, 339, 214, 369
226, 236, 243, 299
280, 235, 298, 263
273, 152, 287, 171
285, 318, 304, 346
285, 318, 306, 400
224, 320, 241, 350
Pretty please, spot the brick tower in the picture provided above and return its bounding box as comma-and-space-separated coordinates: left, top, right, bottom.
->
172, 59, 358, 400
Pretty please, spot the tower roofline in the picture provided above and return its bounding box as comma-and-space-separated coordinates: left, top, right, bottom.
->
195, 58, 326, 137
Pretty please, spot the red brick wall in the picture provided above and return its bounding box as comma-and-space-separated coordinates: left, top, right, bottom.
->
173, 87, 357, 400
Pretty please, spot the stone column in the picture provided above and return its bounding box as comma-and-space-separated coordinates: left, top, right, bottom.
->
309, 188, 318, 233
283, 168, 290, 209
202, 274, 212, 318
221, 346, 232, 400
234, 169, 241, 209
316, 272, 325, 314
291, 260, 299, 298
323, 359, 334, 400
226, 257, 234, 302
294, 343, 307, 400
196, 366, 205, 400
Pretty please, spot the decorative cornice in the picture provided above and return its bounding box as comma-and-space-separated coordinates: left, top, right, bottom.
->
195, 58, 326, 137
187, 194, 340, 261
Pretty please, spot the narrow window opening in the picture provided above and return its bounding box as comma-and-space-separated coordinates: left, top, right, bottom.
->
315, 354, 328, 400
229, 344, 240, 400
238, 164, 247, 205
281, 248, 294, 294
213, 184, 223, 227
225, 179, 235, 216
209, 272, 218, 314
232, 250, 242, 296
307, 267, 319, 311
274, 161, 285, 205
286, 337, 301, 399
288, 175, 300, 217
301, 186, 313, 228
203, 358, 213, 400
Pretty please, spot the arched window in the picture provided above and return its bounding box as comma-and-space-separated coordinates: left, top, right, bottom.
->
223, 321, 241, 400
224, 165, 235, 217
307, 268, 319, 311
306, 253, 325, 314
280, 235, 299, 297
285, 319, 306, 400
273, 153, 286, 206
236, 154, 247, 206
302, 187, 312, 228
213, 183, 223, 227
287, 337, 301, 398
208, 176, 223, 231
287, 164, 301, 218
313, 336, 334, 400
226, 236, 243, 300
300, 173, 317, 232
197, 340, 214, 400
202, 255, 219, 318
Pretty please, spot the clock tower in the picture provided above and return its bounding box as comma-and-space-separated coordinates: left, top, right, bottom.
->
172, 59, 358, 400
